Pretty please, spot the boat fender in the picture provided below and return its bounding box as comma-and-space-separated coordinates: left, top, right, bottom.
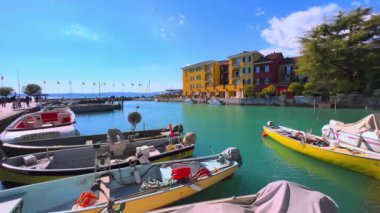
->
183, 132, 196, 146
133, 168, 142, 184
189, 183, 202, 192
221, 147, 243, 167
76, 192, 98, 208
262, 132, 268, 137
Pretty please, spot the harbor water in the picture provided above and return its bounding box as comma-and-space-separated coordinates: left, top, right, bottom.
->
4, 101, 380, 212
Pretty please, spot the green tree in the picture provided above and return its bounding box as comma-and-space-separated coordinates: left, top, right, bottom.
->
262, 84, 277, 96
0, 87, 14, 97
288, 82, 304, 95
297, 8, 380, 95
23, 84, 42, 96
302, 82, 314, 95
243, 85, 255, 97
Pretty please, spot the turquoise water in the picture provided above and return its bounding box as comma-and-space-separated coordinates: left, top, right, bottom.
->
74, 101, 380, 212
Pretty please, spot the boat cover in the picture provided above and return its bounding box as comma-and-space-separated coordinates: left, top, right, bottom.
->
172, 180, 338, 213
330, 114, 380, 136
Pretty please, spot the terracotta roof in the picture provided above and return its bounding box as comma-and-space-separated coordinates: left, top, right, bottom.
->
254, 52, 284, 64
227, 51, 263, 58
181, 60, 215, 69
281, 57, 298, 64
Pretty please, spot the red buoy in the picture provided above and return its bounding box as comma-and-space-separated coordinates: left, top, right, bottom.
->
262, 132, 267, 137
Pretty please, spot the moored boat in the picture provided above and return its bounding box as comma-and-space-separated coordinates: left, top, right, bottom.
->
263, 122, 380, 180
183, 98, 195, 104
322, 114, 380, 153
0, 124, 183, 157
207, 99, 224, 105
0, 129, 197, 185
0, 108, 79, 143
0, 147, 242, 213
149, 180, 338, 213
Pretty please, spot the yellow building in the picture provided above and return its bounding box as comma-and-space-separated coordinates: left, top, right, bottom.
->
226, 51, 263, 98
182, 51, 263, 99
182, 61, 220, 97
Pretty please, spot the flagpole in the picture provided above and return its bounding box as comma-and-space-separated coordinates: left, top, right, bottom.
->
69, 81, 72, 100
17, 70, 21, 96
98, 81, 101, 98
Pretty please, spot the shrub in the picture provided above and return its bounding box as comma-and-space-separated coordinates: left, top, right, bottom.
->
288, 82, 304, 95
262, 84, 277, 96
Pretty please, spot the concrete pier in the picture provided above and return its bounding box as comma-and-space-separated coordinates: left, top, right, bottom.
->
0, 103, 39, 132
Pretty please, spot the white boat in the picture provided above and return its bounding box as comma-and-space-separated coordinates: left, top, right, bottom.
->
184, 98, 195, 104
208, 99, 224, 105
322, 114, 380, 152
0, 108, 80, 143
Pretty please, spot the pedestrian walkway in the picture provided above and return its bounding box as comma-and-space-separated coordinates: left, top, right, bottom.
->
0, 102, 37, 121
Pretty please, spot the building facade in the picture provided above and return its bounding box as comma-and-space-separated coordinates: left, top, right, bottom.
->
182, 51, 306, 98
225, 51, 263, 98
253, 52, 284, 92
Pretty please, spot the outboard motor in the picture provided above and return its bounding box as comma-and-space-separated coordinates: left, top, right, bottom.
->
173, 124, 184, 134
183, 132, 196, 146
221, 147, 243, 167
107, 128, 127, 157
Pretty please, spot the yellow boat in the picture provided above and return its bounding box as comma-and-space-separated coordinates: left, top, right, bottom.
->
263, 122, 380, 180
0, 147, 242, 213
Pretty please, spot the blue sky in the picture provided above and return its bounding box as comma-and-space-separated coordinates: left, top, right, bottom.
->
0, 0, 379, 93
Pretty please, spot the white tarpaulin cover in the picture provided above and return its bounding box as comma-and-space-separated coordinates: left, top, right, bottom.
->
330, 114, 380, 135
172, 181, 338, 213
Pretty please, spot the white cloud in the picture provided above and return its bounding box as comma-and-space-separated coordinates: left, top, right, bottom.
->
160, 14, 186, 39
66, 24, 99, 41
260, 3, 340, 56
256, 7, 265, 16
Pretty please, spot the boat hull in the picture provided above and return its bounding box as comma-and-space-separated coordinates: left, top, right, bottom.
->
322, 125, 380, 153
75, 164, 238, 213
263, 126, 380, 180
0, 146, 195, 185
2, 128, 168, 157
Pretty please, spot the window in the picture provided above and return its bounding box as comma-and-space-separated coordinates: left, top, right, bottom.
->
235, 71, 239, 77
255, 78, 260, 85
242, 68, 245, 74
248, 56, 251, 62
255, 66, 260, 73
265, 78, 270, 84
242, 57, 245, 63
265, 65, 270, 72
248, 67, 251, 73
235, 58, 241, 66
286, 66, 293, 75
247, 79, 251, 84
242, 79, 245, 85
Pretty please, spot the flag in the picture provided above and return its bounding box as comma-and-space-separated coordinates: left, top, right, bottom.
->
1, 76, 3, 80
57, 81, 60, 85
82, 82, 85, 86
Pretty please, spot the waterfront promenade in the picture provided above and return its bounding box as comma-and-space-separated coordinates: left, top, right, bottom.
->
0, 102, 38, 131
